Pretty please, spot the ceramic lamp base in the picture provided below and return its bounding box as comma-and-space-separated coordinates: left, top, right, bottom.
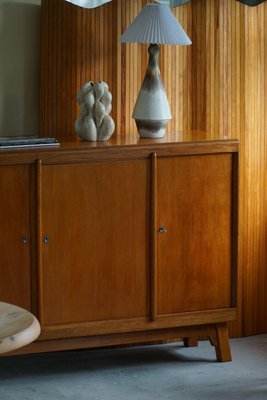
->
135, 119, 169, 138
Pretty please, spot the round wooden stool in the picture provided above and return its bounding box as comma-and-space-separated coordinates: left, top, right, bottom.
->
0, 302, 41, 355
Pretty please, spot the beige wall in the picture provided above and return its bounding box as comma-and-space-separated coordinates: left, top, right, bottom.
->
0, 0, 41, 137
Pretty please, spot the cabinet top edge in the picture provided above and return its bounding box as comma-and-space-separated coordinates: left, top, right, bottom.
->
0, 132, 239, 165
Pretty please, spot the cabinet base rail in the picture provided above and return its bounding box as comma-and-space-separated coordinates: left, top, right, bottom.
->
8, 322, 231, 362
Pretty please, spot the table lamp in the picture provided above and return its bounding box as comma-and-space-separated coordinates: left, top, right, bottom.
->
120, 3, 191, 138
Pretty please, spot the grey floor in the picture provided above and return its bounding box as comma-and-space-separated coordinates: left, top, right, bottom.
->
0, 335, 266, 400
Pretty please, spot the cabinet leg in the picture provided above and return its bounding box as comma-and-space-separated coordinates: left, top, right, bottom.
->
214, 323, 232, 362
183, 337, 198, 347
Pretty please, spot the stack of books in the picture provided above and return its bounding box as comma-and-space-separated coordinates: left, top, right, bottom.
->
0, 136, 60, 149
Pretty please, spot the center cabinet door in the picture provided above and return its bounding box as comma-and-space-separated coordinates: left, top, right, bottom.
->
40, 160, 149, 333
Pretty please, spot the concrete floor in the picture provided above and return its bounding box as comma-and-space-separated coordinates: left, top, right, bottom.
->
0, 334, 266, 400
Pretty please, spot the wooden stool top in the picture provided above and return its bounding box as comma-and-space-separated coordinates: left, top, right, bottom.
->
0, 302, 41, 355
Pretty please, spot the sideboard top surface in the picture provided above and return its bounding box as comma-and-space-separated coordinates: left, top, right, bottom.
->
0, 132, 239, 165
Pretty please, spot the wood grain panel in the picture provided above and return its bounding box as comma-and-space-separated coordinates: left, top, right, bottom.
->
41, 160, 150, 327
11, 323, 232, 357
190, 0, 267, 336
241, 3, 267, 336
157, 154, 233, 315
40, 0, 192, 137
40, 0, 117, 138
0, 166, 31, 310
40, 0, 267, 336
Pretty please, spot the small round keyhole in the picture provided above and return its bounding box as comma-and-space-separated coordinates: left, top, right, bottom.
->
159, 226, 167, 233
43, 236, 49, 244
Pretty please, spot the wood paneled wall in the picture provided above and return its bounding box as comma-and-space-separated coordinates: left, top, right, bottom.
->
40, 0, 267, 337
40, 0, 117, 137
189, 0, 267, 338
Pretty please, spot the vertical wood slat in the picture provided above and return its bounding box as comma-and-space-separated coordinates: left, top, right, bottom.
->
264, 2, 267, 337
35, 160, 44, 328
114, 0, 121, 136
241, 3, 267, 336
191, 0, 206, 131
231, 152, 239, 309
150, 153, 158, 321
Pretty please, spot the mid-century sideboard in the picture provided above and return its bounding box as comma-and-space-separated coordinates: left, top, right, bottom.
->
0, 132, 239, 361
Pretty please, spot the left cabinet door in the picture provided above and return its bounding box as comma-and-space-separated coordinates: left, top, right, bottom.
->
0, 165, 32, 309
40, 160, 149, 336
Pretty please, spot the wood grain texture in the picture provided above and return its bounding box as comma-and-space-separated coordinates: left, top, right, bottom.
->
35, 160, 44, 327
10, 324, 227, 357
41, 160, 150, 326
0, 166, 31, 310
0, 139, 236, 357
0, 302, 40, 355
157, 154, 233, 315
40, 0, 117, 138
190, 0, 267, 337
150, 153, 158, 321
215, 323, 232, 362
0, 133, 239, 166
38, 308, 237, 341
40, 0, 192, 137
40, 0, 267, 336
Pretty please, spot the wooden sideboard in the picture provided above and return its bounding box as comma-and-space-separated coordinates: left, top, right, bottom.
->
0, 132, 239, 361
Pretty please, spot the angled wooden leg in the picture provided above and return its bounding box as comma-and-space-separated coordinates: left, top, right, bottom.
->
183, 337, 198, 347
215, 323, 232, 362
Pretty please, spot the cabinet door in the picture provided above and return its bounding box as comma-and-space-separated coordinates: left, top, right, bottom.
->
157, 154, 233, 315
0, 165, 31, 309
41, 160, 149, 328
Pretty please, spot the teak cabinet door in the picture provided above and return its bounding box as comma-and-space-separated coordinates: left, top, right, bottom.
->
157, 154, 233, 315
0, 165, 31, 309
41, 160, 149, 329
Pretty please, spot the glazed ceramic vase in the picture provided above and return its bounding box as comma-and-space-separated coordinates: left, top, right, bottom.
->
133, 44, 172, 138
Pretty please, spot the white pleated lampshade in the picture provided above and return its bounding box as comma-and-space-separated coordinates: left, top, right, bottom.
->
155, 0, 191, 7
120, 3, 191, 45
65, 0, 111, 8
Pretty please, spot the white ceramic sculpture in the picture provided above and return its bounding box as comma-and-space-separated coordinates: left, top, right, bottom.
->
75, 81, 115, 141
